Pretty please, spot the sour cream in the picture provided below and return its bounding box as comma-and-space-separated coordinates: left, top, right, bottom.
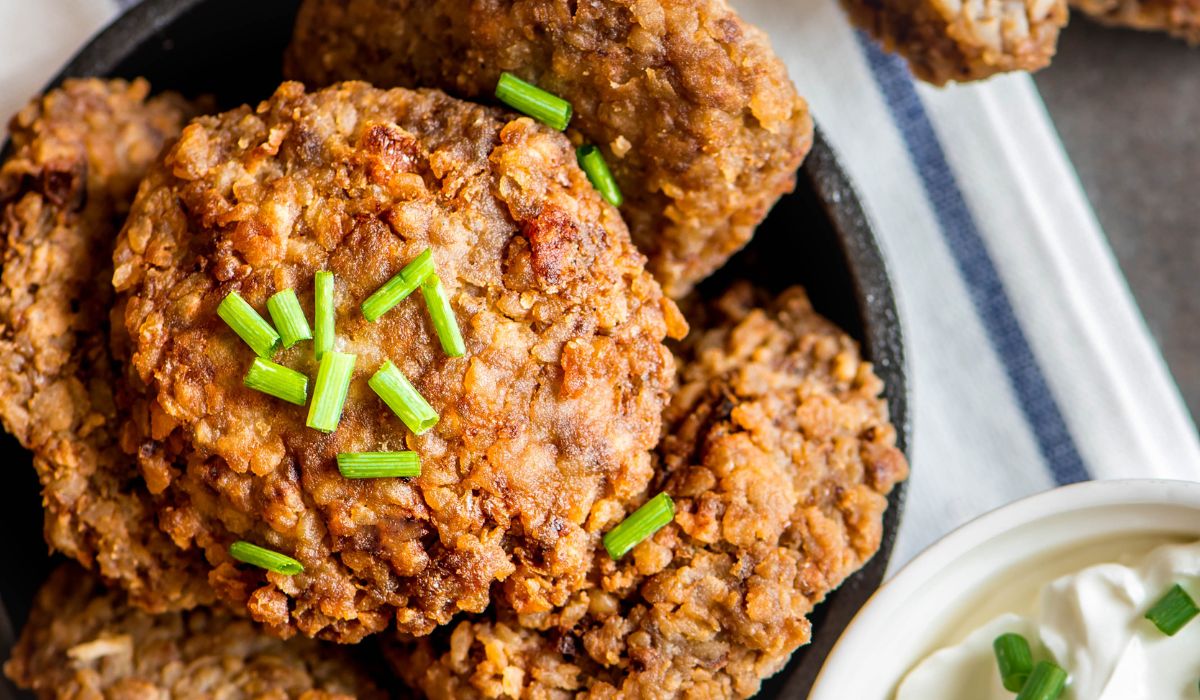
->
896, 541, 1200, 700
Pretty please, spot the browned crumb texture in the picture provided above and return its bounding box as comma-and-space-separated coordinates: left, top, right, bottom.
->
114, 81, 684, 643
1071, 0, 1200, 42
0, 78, 214, 612
387, 283, 908, 699
841, 0, 1068, 84
4, 564, 388, 699
284, 0, 813, 298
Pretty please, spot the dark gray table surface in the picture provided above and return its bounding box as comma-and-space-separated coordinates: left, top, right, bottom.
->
1034, 16, 1200, 422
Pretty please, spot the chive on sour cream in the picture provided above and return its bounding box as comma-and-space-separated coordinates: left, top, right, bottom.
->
896, 540, 1200, 699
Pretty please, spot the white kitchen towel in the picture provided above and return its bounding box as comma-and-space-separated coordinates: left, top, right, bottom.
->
3, 0, 1198, 577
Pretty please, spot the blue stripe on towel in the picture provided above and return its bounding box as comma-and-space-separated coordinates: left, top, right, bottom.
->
857, 33, 1092, 485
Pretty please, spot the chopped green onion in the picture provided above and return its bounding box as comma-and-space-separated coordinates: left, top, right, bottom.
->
495, 72, 572, 131
576, 145, 623, 207
267, 288, 313, 348
313, 271, 335, 360
1015, 661, 1067, 700
1145, 583, 1199, 635
993, 633, 1035, 692
337, 451, 421, 478
368, 360, 439, 435
217, 291, 280, 358
361, 249, 435, 322
602, 492, 675, 560
243, 357, 308, 406
229, 541, 303, 575
306, 351, 356, 433
420, 273, 465, 358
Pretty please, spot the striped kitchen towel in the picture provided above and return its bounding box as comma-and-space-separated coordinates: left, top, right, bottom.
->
737, 0, 1200, 569
3, 0, 1198, 577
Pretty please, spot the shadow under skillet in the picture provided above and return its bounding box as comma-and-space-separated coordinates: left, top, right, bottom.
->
1035, 18, 1200, 422
0, 1, 909, 698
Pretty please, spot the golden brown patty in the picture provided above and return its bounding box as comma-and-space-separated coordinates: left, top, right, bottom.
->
388, 283, 908, 699
4, 564, 388, 699
842, 0, 1068, 84
1071, 0, 1200, 42
284, 0, 813, 297
113, 81, 684, 642
0, 78, 213, 612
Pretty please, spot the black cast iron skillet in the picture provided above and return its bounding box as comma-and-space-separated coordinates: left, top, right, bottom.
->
0, 1, 909, 697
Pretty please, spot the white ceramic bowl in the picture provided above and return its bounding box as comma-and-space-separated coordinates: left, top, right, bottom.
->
809, 479, 1200, 700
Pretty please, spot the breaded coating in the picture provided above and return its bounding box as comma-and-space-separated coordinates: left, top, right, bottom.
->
4, 565, 387, 699
284, 0, 813, 297
0, 78, 213, 612
842, 0, 1069, 84
113, 81, 684, 642
388, 283, 908, 699
1071, 0, 1200, 42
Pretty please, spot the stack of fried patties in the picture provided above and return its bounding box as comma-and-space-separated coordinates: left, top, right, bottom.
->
0, 1, 905, 698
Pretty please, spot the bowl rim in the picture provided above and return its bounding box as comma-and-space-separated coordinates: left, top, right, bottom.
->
810, 478, 1200, 698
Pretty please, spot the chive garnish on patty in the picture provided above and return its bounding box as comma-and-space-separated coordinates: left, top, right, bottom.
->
267, 288, 313, 348
602, 492, 675, 560
577, 145, 623, 207
337, 451, 421, 478
361, 248, 434, 323
495, 72, 573, 131
313, 271, 335, 360
306, 351, 356, 433
217, 290, 280, 359
368, 360, 439, 435
243, 357, 308, 406
229, 541, 303, 575
420, 273, 465, 358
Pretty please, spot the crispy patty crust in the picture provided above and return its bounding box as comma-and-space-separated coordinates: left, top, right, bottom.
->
114, 81, 684, 642
1071, 0, 1200, 42
284, 0, 813, 297
0, 78, 213, 612
4, 565, 387, 699
842, 0, 1068, 84
388, 283, 908, 699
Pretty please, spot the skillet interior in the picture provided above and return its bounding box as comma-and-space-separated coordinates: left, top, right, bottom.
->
0, 1, 908, 696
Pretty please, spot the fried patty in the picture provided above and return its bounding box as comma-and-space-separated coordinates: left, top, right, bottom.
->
0, 78, 214, 612
4, 564, 387, 699
1071, 0, 1200, 42
388, 283, 908, 699
113, 81, 684, 642
284, 0, 813, 298
842, 0, 1068, 84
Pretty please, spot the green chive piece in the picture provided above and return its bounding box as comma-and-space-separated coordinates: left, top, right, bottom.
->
313, 271, 335, 360
267, 288, 313, 348
495, 72, 573, 131
420, 273, 466, 358
602, 492, 675, 560
361, 249, 435, 323
244, 357, 308, 406
229, 541, 303, 575
337, 451, 421, 478
993, 633, 1035, 692
576, 145, 623, 207
306, 351, 356, 433
1145, 583, 1200, 635
368, 360, 439, 435
1015, 661, 1068, 700
217, 291, 280, 358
